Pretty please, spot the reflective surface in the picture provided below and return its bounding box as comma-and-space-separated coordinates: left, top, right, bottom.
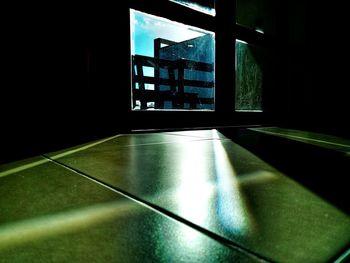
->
0, 158, 260, 262
165, 129, 228, 139
249, 127, 350, 153
45, 129, 350, 263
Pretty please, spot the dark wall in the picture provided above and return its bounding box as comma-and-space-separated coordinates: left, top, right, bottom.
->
1, 4, 130, 164
283, 1, 350, 138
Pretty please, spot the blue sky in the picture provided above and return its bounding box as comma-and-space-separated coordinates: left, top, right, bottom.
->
131, 9, 211, 79
130, 9, 207, 57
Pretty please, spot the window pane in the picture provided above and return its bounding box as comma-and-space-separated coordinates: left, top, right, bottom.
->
236, 0, 277, 35
235, 40, 264, 112
131, 9, 215, 111
169, 0, 215, 16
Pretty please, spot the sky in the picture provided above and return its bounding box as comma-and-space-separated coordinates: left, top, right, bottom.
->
130, 9, 208, 57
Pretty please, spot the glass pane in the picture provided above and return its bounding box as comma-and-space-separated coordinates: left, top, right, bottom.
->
235, 40, 265, 112
236, 0, 277, 35
169, 0, 215, 16
131, 9, 215, 111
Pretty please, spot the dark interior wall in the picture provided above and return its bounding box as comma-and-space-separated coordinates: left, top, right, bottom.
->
284, 1, 350, 138
280, 0, 310, 127
1, 4, 130, 163
311, 3, 349, 138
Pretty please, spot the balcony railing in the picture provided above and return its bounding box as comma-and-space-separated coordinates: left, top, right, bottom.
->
132, 54, 214, 110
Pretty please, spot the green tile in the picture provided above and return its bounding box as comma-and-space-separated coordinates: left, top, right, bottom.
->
0, 156, 49, 179
0, 159, 261, 262
165, 129, 227, 139
0, 160, 117, 223
249, 127, 350, 153
53, 130, 350, 262
47, 133, 208, 160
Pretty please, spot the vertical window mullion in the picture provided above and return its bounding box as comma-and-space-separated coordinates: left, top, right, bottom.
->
215, 0, 236, 117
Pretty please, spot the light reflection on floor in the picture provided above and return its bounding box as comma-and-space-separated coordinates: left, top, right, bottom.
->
0, 200, 142, 250
212, 130, 252, 236
249, 127, 350, 152
1, 128, 349, 263
175, 138, 213, 243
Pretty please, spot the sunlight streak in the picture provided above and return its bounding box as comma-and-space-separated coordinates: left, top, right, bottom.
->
212, 130, 251, 235
175, 141, 214, 242
0, 200, 142, 250
0, 135, 121, 178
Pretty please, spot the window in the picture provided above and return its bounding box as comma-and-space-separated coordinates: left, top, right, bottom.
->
130, 9, 215, 111
235, 40, 263, 112
129, 0, 277, 119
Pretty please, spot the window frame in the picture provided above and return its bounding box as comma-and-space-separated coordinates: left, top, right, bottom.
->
127, 0, 277, 130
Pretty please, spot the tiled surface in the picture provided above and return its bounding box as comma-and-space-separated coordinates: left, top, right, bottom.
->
43, 129, 350, 263
225, 126, 350, 216
249, 127, 350, 153
0, 159, 261, 262
47, 133, 213, 160
165, 129, 228, 139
